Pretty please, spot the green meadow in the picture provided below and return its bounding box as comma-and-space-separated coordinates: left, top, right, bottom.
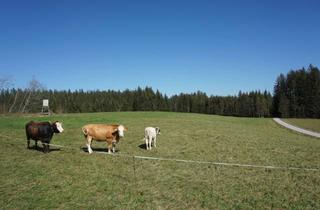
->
0, 112, 319, 209
283, 118, 320, 133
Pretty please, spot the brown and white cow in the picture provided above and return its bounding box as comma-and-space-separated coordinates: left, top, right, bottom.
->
82, 124, 128, 154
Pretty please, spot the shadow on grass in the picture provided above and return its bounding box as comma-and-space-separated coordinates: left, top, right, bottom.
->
80, 147, 120, 153
28, 145, 61, 153
138, 143, 147, 150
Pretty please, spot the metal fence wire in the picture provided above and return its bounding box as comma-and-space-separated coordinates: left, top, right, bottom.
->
0, 133, 319, 172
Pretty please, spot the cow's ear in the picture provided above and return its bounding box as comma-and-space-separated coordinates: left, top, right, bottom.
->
124, 127, 128, 131
113, 127, 118, 132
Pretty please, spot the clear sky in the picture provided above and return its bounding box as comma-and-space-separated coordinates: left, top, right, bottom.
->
0, 0, 319, 96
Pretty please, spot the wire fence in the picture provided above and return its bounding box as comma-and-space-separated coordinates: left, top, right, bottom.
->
0, 133, 319, 172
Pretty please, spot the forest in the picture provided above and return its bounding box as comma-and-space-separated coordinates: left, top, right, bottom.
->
273, 65, 320, 118
0, 65, 319, 118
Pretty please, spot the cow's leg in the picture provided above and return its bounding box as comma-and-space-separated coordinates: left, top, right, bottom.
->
44, 140, 50, 153
86, 136, 93, 154
107, 143, 112, 154
112, 143, 115, 153
35, 140, 38, 149
145, 137, 149, 150
27, 137, 30, 149
153, 136, 157, 148
42, 141, 47, 153
44, 144, 48, 153
148, 137, 152, 150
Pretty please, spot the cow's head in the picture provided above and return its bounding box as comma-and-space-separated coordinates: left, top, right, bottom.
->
52, 121, 64, 133
115, 125, 128, 137
155, 127, 161, 135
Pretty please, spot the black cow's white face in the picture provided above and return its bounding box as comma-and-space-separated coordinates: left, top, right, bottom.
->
55, 122, 64, 133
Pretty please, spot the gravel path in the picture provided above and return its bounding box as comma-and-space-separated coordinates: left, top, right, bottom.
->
273, 118, 320, 138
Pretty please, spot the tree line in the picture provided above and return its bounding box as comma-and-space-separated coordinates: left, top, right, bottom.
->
0, 65, 319, 118
273, 64, 320, 118
0, 86, 273, 117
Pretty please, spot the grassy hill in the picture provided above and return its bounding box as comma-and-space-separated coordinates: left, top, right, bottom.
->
0, 112, 319, 209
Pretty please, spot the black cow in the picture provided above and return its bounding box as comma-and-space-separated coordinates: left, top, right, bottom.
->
25, 121, 64, 153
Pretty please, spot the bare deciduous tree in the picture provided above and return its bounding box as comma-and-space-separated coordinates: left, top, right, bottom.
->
0, 76, 13, 89
9, 90, 19, 113
20, 78, 45, 113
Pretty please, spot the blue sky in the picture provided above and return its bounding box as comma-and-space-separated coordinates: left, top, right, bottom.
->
0, 0, 319, 96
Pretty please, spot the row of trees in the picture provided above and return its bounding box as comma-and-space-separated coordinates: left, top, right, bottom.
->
273, 65, 320, 118
0, 86, 272, 117
0, 65, 319, 118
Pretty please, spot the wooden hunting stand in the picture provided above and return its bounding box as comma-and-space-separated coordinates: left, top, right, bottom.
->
42, 99, 50, 115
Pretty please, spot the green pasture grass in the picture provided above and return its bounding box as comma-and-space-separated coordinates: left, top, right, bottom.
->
0, 112, 319, 209
283, 118, 320, 133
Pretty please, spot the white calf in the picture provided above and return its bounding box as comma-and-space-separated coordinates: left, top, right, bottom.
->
144, 127, 161, 150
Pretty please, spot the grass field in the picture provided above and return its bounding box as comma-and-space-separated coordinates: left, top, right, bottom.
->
0, 112, 319, 209
283, 118, 320, 133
